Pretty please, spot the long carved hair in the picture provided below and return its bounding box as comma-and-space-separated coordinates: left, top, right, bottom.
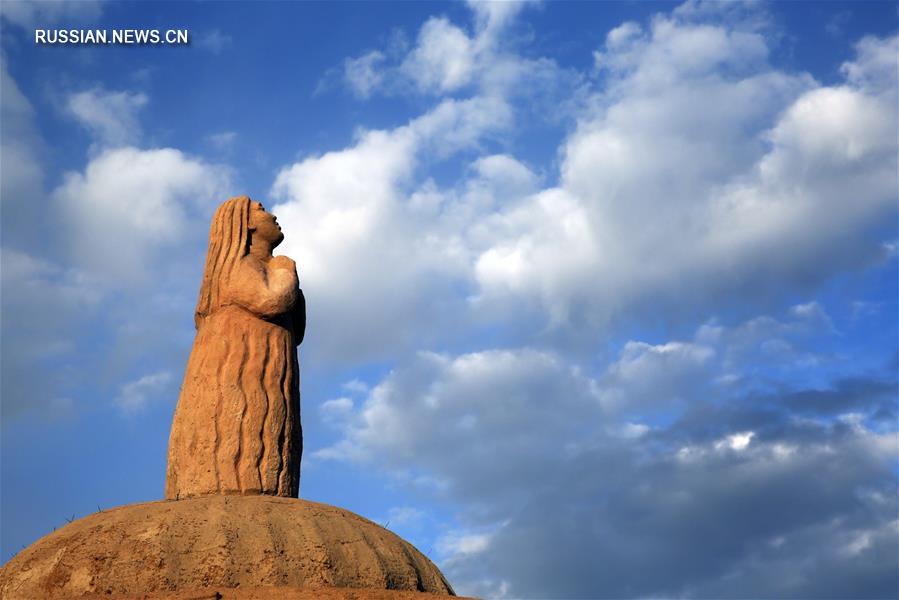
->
194, 196, 252, 329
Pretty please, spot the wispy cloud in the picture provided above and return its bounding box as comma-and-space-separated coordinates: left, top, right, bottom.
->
194, 29, 232, 54
114, 371, 173, 414
205, 130, 237, 150
67, 88, 148, 147
0, 0, 104, 29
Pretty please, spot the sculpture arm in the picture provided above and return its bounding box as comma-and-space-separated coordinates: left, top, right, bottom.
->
293, 288, 306, 346
227, 257, 298, 319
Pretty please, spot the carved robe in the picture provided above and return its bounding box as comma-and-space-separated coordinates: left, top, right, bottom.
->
166, 257, 305, 499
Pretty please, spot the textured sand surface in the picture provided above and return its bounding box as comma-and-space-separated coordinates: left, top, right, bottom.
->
0, 496, 455, 599
80, 588, 470, 599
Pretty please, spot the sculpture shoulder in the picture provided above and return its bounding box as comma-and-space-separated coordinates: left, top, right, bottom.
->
236, 255, 267, 276
225, 255, 298, 319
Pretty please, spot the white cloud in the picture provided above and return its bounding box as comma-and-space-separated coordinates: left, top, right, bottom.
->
605, 21, 642, 51
714, 430, 754, 451
386, 505, 426, 526
436, 530, 491, 558
339, 0, 550, 100
344, 50, 386, 98
764, 86, 891, 166
205, 130, 237, 150
320, 397, 354, 423
840, 34, 898, 94
53, 147, 229, 279
468, 154, 539, 197
287, 2, 897, 365
114, 370, 173, 413
194, 29, 232, 54
67, 88, 148, 147
0, 0, 103, 28
401, 17, 476, 93
471, 21, 896, 334
271, 96, 511, 361
789, 301, 836, 332
341, 379, 369, 394
470, 186, 598, 327
466, 0, 529, 34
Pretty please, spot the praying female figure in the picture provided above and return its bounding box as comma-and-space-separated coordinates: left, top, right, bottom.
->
166, 196, 305, 500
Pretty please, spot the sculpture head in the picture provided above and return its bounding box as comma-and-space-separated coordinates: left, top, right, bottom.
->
194, 196, 282, 328
248, 200, 284, 248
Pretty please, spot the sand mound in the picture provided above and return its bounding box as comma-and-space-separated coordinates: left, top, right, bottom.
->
80, 588, 466, 599
0, 496, 455, 599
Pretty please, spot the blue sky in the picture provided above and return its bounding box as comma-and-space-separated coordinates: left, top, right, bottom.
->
1, 1, 897, 598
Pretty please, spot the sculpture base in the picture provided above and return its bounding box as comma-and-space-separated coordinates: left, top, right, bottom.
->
79, 587, 464, 600
0, 496, 457, 599
80, 588, 464, 600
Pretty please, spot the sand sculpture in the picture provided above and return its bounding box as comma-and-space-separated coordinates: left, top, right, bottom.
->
167, 197, 304, 499
0, 196, 462, 600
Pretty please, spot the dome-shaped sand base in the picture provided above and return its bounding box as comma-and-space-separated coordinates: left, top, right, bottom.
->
0, 496, 456, 599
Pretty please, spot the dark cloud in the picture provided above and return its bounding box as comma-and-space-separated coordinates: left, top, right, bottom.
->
448, 368, 898, 598
321, 319, 898, 598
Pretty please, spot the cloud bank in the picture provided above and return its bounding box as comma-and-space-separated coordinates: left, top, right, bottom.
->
281, 3, 898, 597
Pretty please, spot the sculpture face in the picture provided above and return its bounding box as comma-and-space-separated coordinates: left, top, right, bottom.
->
249, 201, 284, 248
